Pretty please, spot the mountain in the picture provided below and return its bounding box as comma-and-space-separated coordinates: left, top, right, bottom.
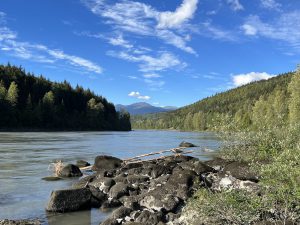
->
0, 64, 131, 131
115, 102, 177, 115
132, 71, 295, 131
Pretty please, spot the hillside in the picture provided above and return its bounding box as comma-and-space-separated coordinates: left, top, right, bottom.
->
115, 102, 177, 115
0, 64, 131, 131
132, 71, 294, 130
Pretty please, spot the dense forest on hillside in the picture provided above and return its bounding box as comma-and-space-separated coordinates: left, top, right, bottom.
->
0, 64, 131, 131
132, 71, 294, 131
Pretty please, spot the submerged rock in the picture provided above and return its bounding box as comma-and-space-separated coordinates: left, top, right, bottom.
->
179, 141, 197, 147
46, 188, 91, 212
42, 176, 62, 181
76, 160, 90, 168
59, 164, 82, 177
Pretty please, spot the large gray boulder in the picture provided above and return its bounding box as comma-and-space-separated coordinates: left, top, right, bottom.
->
46, 188, 91, 212
92, 155, 123, 171
59, 164, 82, 177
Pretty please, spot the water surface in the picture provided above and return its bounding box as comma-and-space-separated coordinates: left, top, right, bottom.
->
0, 130, 220, 224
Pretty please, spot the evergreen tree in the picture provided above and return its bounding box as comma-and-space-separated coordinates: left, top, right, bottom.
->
0, 81, 7, 100
5, 81, 18, 106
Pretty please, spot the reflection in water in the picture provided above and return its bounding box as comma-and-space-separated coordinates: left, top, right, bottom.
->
0, 130, 220, 224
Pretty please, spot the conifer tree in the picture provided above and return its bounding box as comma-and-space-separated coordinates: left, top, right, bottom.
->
0, 81, 7, 100
5, 81, 18, 106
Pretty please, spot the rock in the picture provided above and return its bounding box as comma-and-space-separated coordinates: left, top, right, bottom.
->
139, 193, 180, 212
135, 210, 163, 225
0, 220, 41, 225
179, 141, 197, 147
100, 199, 122, 211
150, 165, 172, 178
92, 155, 123, 171
42, 176, 62, 181
89, 177, 116, 194
127, 175, 149, 184
109, 182, 130, 199
59, 164, 82, 177
76, 160, 90, 168
207, 173, 260, 192
178, 160, 214, 175
100, 207, 132, 225
89, 185, 106, 204
73, 175, 95, 188
119, 196, 140, 210
205, 157, 232, 171
46, 188, 91, 212
222, 161, 259, 182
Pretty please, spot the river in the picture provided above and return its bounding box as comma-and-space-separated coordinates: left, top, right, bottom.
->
0, 130, 220, 224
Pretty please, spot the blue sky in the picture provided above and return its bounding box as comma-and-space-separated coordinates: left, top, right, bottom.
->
0, 0, 299, 107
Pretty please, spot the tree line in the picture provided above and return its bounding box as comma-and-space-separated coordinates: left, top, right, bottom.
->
0, 64, 131, 131
132, 68, 299, 131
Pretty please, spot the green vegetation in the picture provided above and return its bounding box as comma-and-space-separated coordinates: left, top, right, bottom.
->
132, 71, 293, 131
182, 67, 300, 224
0, 64, 131, 131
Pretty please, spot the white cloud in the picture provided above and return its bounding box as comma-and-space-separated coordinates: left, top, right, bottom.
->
227, 0, 244, 11
232, 72, 274, 87
242, 12, 300, 51
144, 79, 165, 89
157, 0, 198, 29
0, 23, 102, 73
241, 24, 257, 36
108, 51, 185, 72
108, 34, 133, 49
82, 0, 197, 55
128, 91, 150, 100
260, 0, 281, 10
143, 73, 161, 78
200, 22, 237, 41
128, 75, 138, 79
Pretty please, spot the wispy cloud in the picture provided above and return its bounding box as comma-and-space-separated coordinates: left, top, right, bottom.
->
0, 13, 102, 74
242, 12, 300, 51
227, 0, 244, 11
128, 91, 150, 100
144, 79, 165, 89
143, 73, 161, 78
81, 0, 197, 55
260, 0, 281, 10
232, 72, 274, 87
107, 50, 185, 72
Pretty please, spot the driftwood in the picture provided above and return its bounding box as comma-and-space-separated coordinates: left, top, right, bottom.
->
80, 147, 193, 170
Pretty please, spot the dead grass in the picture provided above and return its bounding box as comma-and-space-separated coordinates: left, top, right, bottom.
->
48, 160, 64, 177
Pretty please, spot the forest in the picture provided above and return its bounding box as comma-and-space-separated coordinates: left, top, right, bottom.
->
132, 70, 296, 131
0, 64, 131, 131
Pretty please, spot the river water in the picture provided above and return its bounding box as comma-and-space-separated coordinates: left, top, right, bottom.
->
0, 130, 220, 224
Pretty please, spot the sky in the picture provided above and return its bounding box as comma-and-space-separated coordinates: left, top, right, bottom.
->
0, 0, 300, 107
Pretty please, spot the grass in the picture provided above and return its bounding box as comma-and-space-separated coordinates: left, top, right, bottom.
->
48, 160, 64, 177
183, 124, 300, 225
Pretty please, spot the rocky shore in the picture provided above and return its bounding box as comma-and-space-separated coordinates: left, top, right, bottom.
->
43, 148, 259, 225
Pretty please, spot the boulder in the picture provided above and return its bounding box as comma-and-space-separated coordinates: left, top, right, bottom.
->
139, 193, 180, 212
76, 160, 90, 168
46, 188, 91, 212
109, 182, 130, 199
73, 175, 95, 188
179, 141, 197, 147
89, 177, 116, 194
92, 155, 123, 171
100, 207, 132, 225
222, 161, 259, 182
0, 220, 41, 225
59, 164, 82, 177
205, 157, 232, 171
100, 199, 122, 211
135, 210, 163, 225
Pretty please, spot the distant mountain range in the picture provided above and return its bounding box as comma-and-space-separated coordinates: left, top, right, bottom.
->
115, 102, 178, 115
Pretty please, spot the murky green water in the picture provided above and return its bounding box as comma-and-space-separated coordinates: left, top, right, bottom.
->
0, 130, 220, 224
